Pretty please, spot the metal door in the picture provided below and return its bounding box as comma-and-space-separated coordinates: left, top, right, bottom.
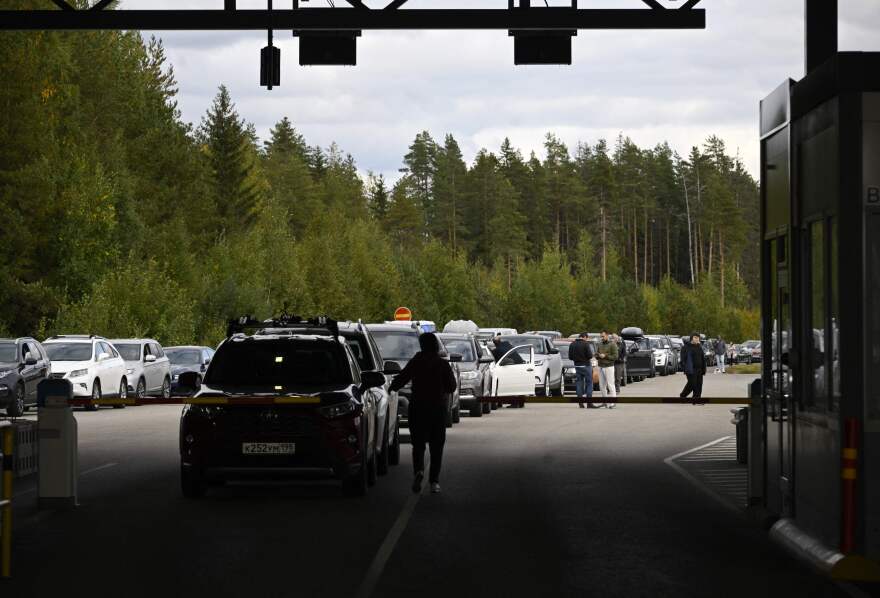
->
766, 234, 795, 516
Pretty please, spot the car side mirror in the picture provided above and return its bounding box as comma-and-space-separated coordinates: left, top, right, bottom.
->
144, 354, 157, 363
479, 356, 494, 364
383, 360, 402, 375
24, 353, 38, 366
450, 353, 463, 363
177, 371, 201, 395
98, 352, 110, 361
548, 348, 559, 355
361, 371, 386, 390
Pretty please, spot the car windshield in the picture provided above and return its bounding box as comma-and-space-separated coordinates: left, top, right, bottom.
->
554, 344, 570, 359
0, 342, 17, 362
166, 349, 202, 365
205, 339, 350, 390
502, 336, 546, 354
45, 343, 93, 361
636, 339, 650, 350
114, 344, 142, 362
649, 339, 662, 350
370, 331, 421, 362
438, 338, 476, 362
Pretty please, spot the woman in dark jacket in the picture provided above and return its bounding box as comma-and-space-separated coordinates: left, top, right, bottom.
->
679, 333, 707, 404
389, 332, 457, 494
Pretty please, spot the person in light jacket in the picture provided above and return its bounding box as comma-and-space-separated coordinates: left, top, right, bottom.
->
595, 331, 619, 409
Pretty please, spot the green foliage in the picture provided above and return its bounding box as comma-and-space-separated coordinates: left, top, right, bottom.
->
0, 25, 761, 347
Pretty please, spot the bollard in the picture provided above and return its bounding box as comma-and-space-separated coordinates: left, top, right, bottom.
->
37, 379, 78, 509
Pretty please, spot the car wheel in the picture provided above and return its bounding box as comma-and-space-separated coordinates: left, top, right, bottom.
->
136, 378, 147, 399
470, 402, 483, 417
482, 401, 491, 415
181, 465, 206, 499
551, 379, 563, 397
88, 380, 101, 411
388, 421, 401, 466
7, 383, 25, 417
113, 377, 127, 408
161, 376, 171, 399
377, 417, 390, 476
453, 404, 461, 424
540, 376, 550, 397
342, 436, 369, 497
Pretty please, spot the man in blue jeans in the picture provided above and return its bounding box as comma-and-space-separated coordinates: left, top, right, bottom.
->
568, 333, 595, 409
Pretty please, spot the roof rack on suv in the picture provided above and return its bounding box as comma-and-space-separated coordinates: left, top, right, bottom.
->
46, 334, 103, 340
227, 313, 341, 342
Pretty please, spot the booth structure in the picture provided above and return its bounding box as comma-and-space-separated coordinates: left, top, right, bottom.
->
759, 52, 880, 579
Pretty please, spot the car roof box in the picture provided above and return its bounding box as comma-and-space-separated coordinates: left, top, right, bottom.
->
620, 327, 645, 339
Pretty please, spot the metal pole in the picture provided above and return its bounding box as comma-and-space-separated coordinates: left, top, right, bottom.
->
804, 0, 837, 74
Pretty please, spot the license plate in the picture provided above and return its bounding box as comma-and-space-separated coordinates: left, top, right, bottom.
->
242, 442, 295, 455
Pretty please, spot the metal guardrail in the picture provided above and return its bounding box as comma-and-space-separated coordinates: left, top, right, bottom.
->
0, 420, 13, 578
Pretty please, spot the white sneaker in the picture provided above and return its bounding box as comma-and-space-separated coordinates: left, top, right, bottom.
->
608, 403, 616, 409
430, 482, 441, 494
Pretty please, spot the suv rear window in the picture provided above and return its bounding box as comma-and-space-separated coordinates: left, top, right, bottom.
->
370, 331, 421, 362
45, 343, 93, 361
205, 339, 351, 390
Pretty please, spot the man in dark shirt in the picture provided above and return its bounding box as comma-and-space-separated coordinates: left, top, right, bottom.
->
389, 332, 457, 494
569, 333, 595, 409
679, 333, 707, 405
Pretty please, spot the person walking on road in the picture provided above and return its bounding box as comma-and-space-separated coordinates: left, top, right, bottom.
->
569, 333, 595, 409
595, 331, 618, 408
714, 337, 727, 374
680, 333, 707, 405
389, 332, 457, 494
613, 334, 626, 394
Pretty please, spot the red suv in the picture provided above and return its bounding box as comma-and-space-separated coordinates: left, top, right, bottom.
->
178, 316, 384, 498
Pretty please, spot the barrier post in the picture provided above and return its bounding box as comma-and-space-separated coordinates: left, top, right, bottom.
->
37, 379, 78, 510
1, 421, 13, 578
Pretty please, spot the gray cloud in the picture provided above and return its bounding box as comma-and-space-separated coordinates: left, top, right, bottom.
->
123, 0, 880, 180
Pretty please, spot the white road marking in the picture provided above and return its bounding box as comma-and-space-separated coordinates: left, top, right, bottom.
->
354, 458, 428, 598
663, 436, 744, 515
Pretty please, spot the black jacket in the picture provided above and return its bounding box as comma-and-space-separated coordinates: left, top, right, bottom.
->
569, 339, 594, 366
680, 343, 707, 376
615, 340, 626, 364
389, 351, 457, 407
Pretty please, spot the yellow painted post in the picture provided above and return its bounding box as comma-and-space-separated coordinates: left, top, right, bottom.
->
1, 424, 13, 578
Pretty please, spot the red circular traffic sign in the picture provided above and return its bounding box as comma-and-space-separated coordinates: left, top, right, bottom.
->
394, 307, 412, 321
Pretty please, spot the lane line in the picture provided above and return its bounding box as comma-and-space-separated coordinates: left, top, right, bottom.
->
354, 459, 428, 598
13, 462, 118, 498
663, 436, 744, 515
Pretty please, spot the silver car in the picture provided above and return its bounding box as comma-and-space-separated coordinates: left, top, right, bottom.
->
111, 338, 172, 399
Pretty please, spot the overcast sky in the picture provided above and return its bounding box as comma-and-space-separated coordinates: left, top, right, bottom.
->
123, 0, 879, 180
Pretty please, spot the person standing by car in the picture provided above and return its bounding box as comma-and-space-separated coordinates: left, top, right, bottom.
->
389, 332, 457, 495
680, 333, 707, 404
714, 337, 727, 374
569, 333, 594, 409
491, 333, 523, 364
595, 331, 618, 409
613, 334, 626, 394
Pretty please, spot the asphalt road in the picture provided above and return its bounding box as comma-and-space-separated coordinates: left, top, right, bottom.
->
6, 373, 848, 597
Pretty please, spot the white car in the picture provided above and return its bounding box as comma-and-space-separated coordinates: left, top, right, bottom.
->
486, 345, 536, 400
110, 338, 172, 399
497, 334, 564, 396
43, 335, 129, 410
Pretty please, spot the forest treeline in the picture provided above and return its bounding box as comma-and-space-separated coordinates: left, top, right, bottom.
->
0, 18, 760, 346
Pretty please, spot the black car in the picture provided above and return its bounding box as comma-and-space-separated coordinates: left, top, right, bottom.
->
166, 345, 215, 394
620, 327, 654, 381
178, 316, 383, 498
0, 337, 50, 416
437, 332, 494, 417
367, 323, 462, 428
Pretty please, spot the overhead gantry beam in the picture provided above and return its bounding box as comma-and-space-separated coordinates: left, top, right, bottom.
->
0, 7, 705, 32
